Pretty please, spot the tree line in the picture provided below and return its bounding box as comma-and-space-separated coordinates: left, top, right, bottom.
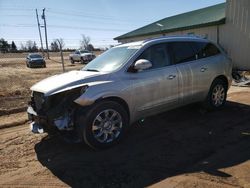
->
0, 38, 38, 53
0, 38, 18, 53
0, 35, 105, 53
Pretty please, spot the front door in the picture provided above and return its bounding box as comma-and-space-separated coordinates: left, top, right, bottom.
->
130, 43, 179, 118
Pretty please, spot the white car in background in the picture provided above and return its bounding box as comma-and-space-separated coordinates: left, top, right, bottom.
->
69, 50, 96, 64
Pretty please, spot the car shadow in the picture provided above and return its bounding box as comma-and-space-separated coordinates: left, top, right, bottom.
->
35, 101, 250, 187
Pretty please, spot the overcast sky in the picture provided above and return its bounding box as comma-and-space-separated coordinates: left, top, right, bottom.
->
0, 0, 225, 49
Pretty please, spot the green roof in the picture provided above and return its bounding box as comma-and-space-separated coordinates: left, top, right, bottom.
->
114, 3, 226, 40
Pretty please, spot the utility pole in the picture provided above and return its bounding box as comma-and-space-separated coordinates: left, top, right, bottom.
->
35, 9, 44, 57
42, 8, 49, 59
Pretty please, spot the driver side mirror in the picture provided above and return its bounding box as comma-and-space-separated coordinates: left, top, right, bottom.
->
134, 59, 152, 71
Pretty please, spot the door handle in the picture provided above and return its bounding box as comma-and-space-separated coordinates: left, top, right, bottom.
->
168, 75, 176, 80
200, 67, 207, 72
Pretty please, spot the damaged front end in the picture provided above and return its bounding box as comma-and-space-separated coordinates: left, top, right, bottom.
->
27, 86, 89, 142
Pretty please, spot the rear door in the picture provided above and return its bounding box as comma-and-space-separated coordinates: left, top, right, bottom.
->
169, 41, 223, 104
168, 42, 197, 104
190, 42, 223, 100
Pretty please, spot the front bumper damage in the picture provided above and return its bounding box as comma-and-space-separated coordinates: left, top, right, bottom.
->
27, 106, 44, 133
27, 89, 87, 143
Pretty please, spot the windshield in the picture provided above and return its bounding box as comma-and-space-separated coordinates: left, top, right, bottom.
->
30, 54, 42, 58
80, 50, 89, 53
82, 46, 139, 72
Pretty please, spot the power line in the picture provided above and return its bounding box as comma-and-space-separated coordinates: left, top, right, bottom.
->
0, 14, 32, 17
1, 7, 153, 22
47, 10, 153, 23
0, 24, 128, 32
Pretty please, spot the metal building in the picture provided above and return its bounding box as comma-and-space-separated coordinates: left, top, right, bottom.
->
114, 0, 250, 71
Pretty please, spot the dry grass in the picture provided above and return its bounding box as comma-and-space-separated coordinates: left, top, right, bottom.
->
0, 55, 85, 109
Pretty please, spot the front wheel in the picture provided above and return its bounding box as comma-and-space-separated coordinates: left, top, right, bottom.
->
204, 79, 227, 110
77, 101, 129, 149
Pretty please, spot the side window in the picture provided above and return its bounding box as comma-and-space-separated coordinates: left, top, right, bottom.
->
169, 42, 196, 64
191, 42, 221, 59
137, 43, 170, 69
191, 42, 207, 59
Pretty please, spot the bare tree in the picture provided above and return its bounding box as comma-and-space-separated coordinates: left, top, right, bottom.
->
51, 38, 65, 52
20, 42, 27, 51
31, 41, 38, 52
24, 40, 38, 52
80, 34, 91, 50
58, 38, 65, 49
50, 41, 59, 52
26, 40, 33, 52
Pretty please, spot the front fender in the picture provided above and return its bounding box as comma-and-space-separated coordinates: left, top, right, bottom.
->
74, 90, 125, 107
74, 79, 130, 105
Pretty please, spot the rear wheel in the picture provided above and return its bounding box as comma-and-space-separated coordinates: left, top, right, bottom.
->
77, 101, 129, 149
80, 57, 85, 64
204, 79, 227, 110
70, 58, 74, 64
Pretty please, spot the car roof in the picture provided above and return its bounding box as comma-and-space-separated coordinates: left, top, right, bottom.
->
115, 35, 209, 48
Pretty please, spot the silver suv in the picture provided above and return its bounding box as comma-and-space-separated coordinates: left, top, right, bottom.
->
28, 36, 232, 149
69, 50, 95, 64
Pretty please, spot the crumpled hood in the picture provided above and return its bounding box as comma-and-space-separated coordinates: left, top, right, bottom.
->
31, 70, 103, 96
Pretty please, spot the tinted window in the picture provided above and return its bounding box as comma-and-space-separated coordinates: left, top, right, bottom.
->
203, 43, 221, 57
80, 50, 89, 53
191, 42, 221, 59
30, 54, 42, 58
169, 42, 196, 64
138, 43, 170, 69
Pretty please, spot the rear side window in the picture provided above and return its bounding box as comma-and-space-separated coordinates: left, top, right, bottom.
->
191, 42, 221, 59
168, 42, 196, 64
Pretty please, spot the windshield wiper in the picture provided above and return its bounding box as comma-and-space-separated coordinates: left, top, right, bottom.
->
85, 69, 99, 72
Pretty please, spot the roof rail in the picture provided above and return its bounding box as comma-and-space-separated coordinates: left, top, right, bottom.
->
143, 35, 204, 43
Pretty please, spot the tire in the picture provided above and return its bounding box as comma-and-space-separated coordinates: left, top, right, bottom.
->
43, 64, 46, 68
80, 57, 84, 64
204, 79, 227, 110
76, 101, 129, 150
70, 58, 74, 64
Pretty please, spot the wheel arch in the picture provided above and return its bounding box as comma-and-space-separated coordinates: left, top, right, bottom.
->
96, 96, 130, 120
212, 75, 229, 90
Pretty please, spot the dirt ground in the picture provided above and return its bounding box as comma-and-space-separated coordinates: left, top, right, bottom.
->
0, 56, 250, 187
